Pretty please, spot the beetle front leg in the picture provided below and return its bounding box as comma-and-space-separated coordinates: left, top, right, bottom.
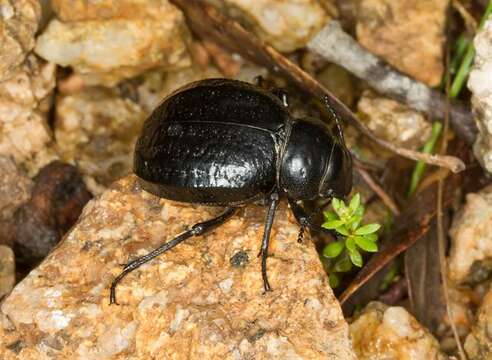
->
259, 192, 279, 292
287, 198, 339, 242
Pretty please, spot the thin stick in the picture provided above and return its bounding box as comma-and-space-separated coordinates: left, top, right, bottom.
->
451, 0, 477, 33
439, 45, 468, 360
307, 21, 477, 145
356, 166, 400, 216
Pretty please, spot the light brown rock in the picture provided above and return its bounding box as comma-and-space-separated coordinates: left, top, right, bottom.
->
0, 245, 15, 299
0, 55, 57, 175
34, 1, 191, 86
51, 0, 180, 21
0, 175, 356, 359
349, 302, 447, 360
356, 0, 448, 86
0, 0, 41, 81
465, 289, 492, 359
222, 0, 330, 52
0, 156, 32, 246
448, 185, 492, 284
357, 90, 432, 150
55, 87, 146, 189
468, 17, 492, 174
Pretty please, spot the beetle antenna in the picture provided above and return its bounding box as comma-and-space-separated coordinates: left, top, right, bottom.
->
322, 96, 345, 144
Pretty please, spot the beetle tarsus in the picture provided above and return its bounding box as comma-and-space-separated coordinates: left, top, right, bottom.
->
297, 220, 307, 243
109, 207, 236, 304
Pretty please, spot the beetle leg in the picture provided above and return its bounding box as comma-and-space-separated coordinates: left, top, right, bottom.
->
259, 193, 279, 292
287, 198, 339, 241
109, 207, 236, 305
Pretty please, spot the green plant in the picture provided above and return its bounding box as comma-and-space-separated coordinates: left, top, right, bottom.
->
321, 193, 381, 287
407, 121, 443, 198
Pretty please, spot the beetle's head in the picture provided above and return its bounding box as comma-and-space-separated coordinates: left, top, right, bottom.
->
319, 141, 352, 199
280, 117, 352, 201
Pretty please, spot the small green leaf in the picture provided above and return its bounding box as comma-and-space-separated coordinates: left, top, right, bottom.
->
332, 198, 341, 213
349, 193, 361, 214
323, 210, 338, 221
354, 236, 378, 252
335, 225, 349, 236
329, 273, 340, 288
364, 233, 378, 242
355, 223, 381, 235
346, 237, 356, 254
334, 255, 353, 272
349, 214, 363, 231
322, 220, 344, 230
349, 248, 363, 267
355, 204, 364, 217
323, 241, 345, 258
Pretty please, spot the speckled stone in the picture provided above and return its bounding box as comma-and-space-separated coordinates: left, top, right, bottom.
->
0, 0, 41, 81
356, 0, 448, 86
55, 87, 146, 189
465, 289, 492, 359
34, 0, 191, 86
448, 184, 492, 284
349, 302, 447, 360
221, 0, 331, 52
0, 245, 15, 299
357, 90, 432, 150
0, 175, 356, 359
468, 17, 492, 174
0, 55, 57, 175
0, 156, 32, 246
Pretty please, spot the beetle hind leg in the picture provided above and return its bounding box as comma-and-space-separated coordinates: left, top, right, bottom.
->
109, 207, 236, 305
259, 193, 279, 292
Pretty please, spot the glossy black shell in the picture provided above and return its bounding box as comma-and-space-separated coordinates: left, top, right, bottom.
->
134, 79, 289, 205
134, 78, 352, 205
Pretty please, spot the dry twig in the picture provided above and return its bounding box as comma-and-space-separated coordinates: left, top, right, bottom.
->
307, 21, 477, 146
356, 166, 400, 216
438, 51, 467, 360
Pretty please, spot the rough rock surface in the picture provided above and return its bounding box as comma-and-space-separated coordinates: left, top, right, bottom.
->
0, 55, 57, 175
357, 90, 432, 150
0, 175, 356, 359
55, 87, 146, 188
221, 0, 330, 52
448, 185, 492, 284
35, 0, 191, 86
349, 302, 447, 360
468, 17, 492, 174
0, 156, 32, 246
0, 245, 15, 299
0, 0, 41, 81
51, 0, 180, 21
356, 0, 448, 86
465, 289, 492, 359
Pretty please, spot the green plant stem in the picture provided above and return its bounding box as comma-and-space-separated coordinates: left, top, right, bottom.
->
449, 46, 475, 98
407, 122, 443, 198
441, 35, 470, 89
450, 1, 492, 98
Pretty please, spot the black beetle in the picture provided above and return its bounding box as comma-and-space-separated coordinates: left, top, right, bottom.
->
110, 78, 352, 304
